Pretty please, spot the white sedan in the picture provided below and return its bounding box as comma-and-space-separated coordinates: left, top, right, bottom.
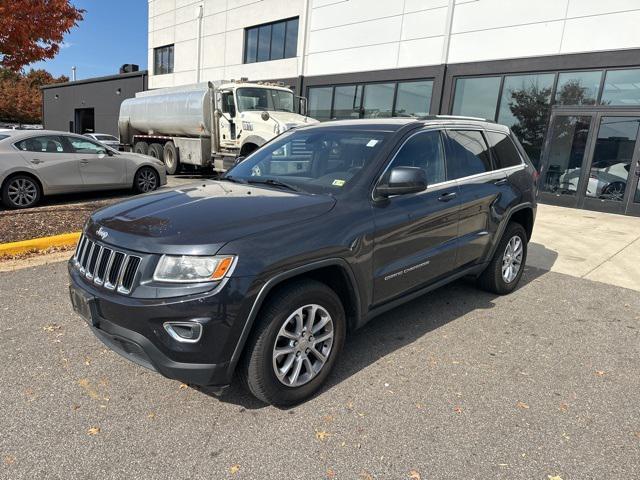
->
85, 133, 121, 150
0, 130, 167, 209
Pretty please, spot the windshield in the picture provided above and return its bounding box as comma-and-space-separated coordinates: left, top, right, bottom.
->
237, 88, 295, 113
95, 134, 118, 141
225, 129, 389, 195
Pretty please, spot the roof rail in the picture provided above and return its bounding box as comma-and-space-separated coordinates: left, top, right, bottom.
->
417, 115, 496, 123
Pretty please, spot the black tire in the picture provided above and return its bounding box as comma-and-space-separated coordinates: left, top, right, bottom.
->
1, 174, 42, 209
163, 141, 180, 175
133, 141, 149, 155
133, 167, 160, 194
477, 222, 528, 295
148, 143, 164, 163
239, 280, 346, 407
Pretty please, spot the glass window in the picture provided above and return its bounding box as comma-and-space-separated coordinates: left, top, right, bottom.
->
389, 130, 445, 184
585, 116, 639, 201
446, 130, 492, 179
270, 22, 285, 60
285, 18, 299, 58
601, 69, 640, 106
270, 90, 295, 112
244, 28, 258, 63
244, 18, 299, 64
0, 135, 9, 141
333, 85, 362, 120
257, 24, 272, 62
15, 136, 65, 153
68, 137, 107, 154
497, 73, 554, 169
153, 45, 174, 75
237, 87, 270, 111
555, 70, 602, 106
394, 80, 433, 117
362, 83, 394, 118
541, 115, 592, 196
486, 131, 522, 169
452, 77, 501, 120
308, 87, 333, 121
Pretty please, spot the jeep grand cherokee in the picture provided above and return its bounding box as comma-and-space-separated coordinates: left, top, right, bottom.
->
69, 117, 537, 406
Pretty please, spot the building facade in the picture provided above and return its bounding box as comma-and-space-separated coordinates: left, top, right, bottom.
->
148, 0, 640, 216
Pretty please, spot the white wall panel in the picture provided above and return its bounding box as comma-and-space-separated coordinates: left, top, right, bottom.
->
306, 43, 399, 76
154, 10, 176, 30
202, 12, 228, 35
152, 26, 175, 47
175, 19, 198, 42
174, 39, 198, 71
398, 36, 445, 67
311, 0, 403, 30
224, 57, 299, 80
567, 0, 640, 17
404, 0, 449, 14
308, 16, 402, 53
225, 0, 301, 31
448, 21, 565, 63
202, 33, 227, 68
203, 0, 229, 16
561, 10, 640, 54
402, 7, 448, 40
153, 0, 175, 16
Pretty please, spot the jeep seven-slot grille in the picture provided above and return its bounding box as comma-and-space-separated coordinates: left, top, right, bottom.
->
73, 234, 141, 295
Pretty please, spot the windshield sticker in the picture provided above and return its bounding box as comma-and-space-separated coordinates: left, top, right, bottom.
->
366, 139, 379, 147
332, 179, 346, 187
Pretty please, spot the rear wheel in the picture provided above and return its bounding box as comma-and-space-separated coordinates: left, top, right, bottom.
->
133, 141, 149, 155
477, 222, 528, 295
133, 167, 160, 194
163, 141, 180, 175
148, 143, 164, 163
2, 175, 42, 209
240, 280, 346, 406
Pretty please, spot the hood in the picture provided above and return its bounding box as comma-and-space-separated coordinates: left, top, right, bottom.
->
86, 180, 335, 255
267, 111, 319, 126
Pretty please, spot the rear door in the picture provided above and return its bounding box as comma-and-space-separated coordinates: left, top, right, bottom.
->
372, 129, 461, 305
443, 128, 505, 268
66, 136, 126, 187
14, 135, 83, 192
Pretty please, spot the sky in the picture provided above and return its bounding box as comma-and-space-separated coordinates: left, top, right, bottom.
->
30, 0, 148, 80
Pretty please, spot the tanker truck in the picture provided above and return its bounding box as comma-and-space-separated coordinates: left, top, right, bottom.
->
118, 79, 317, 174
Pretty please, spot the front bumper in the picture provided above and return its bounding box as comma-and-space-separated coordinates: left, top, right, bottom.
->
68, 262, 257, 388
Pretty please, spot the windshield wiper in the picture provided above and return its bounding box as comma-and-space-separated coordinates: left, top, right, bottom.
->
221, 175, 248, 184
246, 178, 300, 192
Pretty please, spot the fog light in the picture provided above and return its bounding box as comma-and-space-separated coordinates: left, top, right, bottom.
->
164, 322, 203, 343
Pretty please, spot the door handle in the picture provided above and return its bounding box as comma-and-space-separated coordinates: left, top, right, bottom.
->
30, 159, 43, 164
438, 192, 457, 202
80, 159, 89, 165
494, 178, 508, 186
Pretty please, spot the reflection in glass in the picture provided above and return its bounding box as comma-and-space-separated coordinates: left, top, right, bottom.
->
333, 85, 362, 120
555, 70, 602, 105
244, 29, 258, 63
284, 18, 299, 58
257, 25, 272, 62
308, 87, 333, 121
452, 76, 501, 120
362, 83, 395, 118
270, 22, 285, 59
497, 73, 554, 169
585, 116, 639, 201
541, 116, 592, 196
601, 69, 640, 105
394, 81, 433, 117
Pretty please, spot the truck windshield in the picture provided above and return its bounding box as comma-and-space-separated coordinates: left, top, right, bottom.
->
224, 128, 389, 195
237, 88, 295, 113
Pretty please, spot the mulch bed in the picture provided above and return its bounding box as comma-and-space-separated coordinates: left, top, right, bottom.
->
0, 199, 119, 244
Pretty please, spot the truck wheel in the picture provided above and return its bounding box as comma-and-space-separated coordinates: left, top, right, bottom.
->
240, 280, 346, 407
477, 222, 528, 295
163, 142, 180, 175
148, 143, 164, 163
133, 141, 149, 155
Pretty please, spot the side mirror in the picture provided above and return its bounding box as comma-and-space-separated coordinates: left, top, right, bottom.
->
375, 167, 427, 198
234, 156, 246, 166
105, 149, 114, 156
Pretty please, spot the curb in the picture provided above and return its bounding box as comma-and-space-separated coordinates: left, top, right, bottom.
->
0, 232, 81, 258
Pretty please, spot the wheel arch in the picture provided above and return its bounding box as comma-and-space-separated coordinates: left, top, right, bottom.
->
1, 170, 46, 196
484, 203, 536, 263
227, 258, 362, 378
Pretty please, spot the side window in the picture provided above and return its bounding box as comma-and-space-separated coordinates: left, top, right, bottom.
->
387, 130, 446, 185
15, 136, 65, 153
68, 137, 107, 154
486, 131, 523, 169
446, 130, 492, 180
221, 92, 236, 116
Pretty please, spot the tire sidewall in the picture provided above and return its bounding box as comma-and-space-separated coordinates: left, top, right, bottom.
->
494, 224, 528, 293
2, 175, 41, 209
251, 284, 346, 406
134, 167, 159, 193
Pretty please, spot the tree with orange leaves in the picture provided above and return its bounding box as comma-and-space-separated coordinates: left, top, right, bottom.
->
0, 0, 84, 71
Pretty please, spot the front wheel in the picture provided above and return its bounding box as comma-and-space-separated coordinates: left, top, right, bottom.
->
477, 222, 528, 295
133, 167, 160, 194
240, 280, 346, 406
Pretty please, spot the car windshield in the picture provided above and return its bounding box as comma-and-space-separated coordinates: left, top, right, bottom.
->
224, 128, 389, 195
236, 88, 295, 113
0, 135, 9, 141
95, 134, 118, 141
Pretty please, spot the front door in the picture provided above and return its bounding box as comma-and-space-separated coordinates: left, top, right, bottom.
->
540, 107, 640, 216
372, 129, 460, 306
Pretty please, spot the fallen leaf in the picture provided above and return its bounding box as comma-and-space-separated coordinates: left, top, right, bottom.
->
453, 405, 463, 414
229, 464, 240, 474
84, 357, 91, 366
147, 412, 156, 419
71, 404, 80, 411
595, 370, 606, 376
516, 401, 530, 410
3, 456, 15, 465
360, 471, 374, 480
323, 415, 334, 423
43, 323, 61, 332
408, 469, 421, 479
87, 426, 100, 436
326, 468, 336, 478
178, 383, 188, 390
415, 403, 425, 410
315, 430, 330, 441
77, 378, 100, 400
346, 401, 354, 410
548, 476, 563, 480
559, 403, 569, 412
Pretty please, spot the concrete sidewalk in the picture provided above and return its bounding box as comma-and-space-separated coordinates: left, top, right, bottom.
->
529, 204, 640, 291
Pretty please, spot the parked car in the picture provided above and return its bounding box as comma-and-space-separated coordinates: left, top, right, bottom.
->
85, 133, 121, 150
557, 160, 630, 200
0, 130, 167, 209
68, 117, 537, 406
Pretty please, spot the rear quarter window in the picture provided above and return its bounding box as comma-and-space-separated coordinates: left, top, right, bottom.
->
486, 131, 523, 169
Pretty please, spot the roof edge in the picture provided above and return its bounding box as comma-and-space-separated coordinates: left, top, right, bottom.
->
40, 70, 148, 90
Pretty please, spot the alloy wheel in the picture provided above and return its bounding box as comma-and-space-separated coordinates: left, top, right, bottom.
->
272, 304, 334, 387
7, 178, 38, 207
502, 235, 523, 283
137, 169, 158, 193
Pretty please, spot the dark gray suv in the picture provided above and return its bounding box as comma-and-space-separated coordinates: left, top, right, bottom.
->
68, 117, 537, 406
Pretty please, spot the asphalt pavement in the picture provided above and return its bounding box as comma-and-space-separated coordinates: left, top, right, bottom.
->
1, 261, 639, 479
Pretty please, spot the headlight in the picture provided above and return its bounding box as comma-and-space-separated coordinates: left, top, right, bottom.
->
153, 255, 236, 283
